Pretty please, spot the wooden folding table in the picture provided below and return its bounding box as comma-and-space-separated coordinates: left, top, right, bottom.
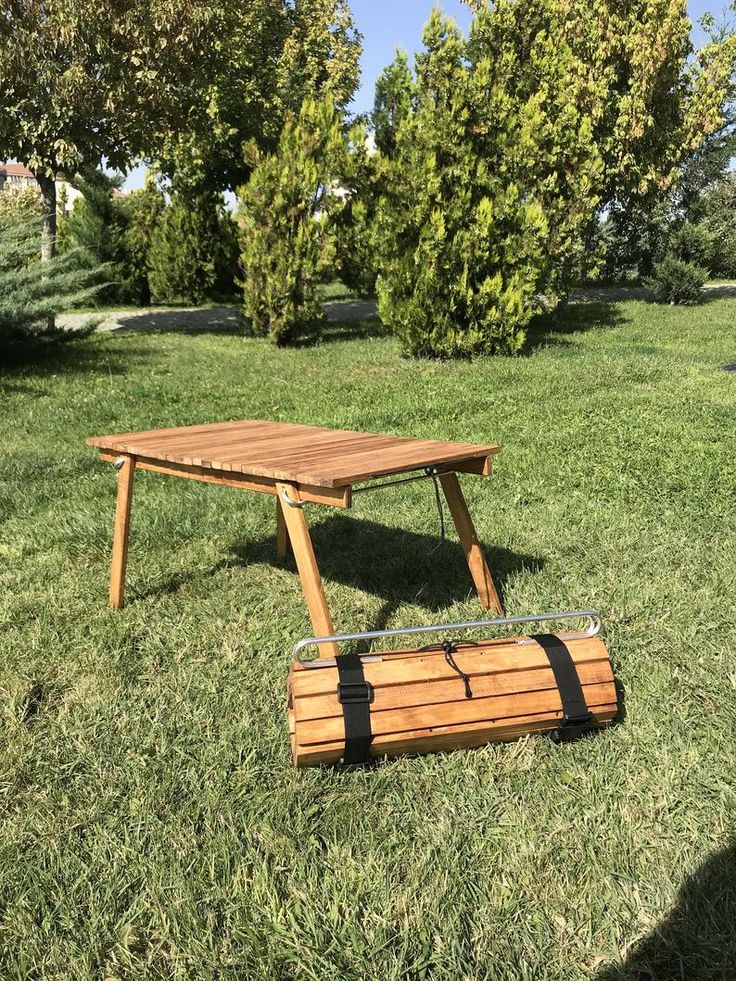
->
86, 420, 502, 655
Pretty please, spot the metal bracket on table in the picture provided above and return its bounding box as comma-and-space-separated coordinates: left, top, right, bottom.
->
352, 465, 439, 495
293, 610, 602, 666
112, 456, 128, 471
279, 487, 304, 509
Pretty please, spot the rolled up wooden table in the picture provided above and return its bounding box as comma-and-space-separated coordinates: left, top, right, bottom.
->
288, 613, 617, 766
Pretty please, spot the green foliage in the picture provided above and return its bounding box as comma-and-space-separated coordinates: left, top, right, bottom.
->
0, 1, 216, 178
148, 194, 238, 306
375, 2, 736, 357
0, 0, 219, 261
373, 51, 415, 158
0, 187, 41, 227
375, 12, 555, 357
161, 0, 361, 195
237, 98, 344, 344
644, 219, 713, 304
700, 171, 736, 277
668, 221, 715, 267
121, 173, 167, 306
645, 254, 708, 304
333, 124, 381, 297
57, 171, 136, 304
0, 212, 99, 357
599, 120, 736, 281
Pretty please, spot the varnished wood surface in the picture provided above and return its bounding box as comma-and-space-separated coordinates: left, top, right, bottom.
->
288, 635, 617, 765
87, 420, 500, 489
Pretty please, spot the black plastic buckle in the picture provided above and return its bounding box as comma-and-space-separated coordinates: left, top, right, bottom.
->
551, 712, 593, 744
337, 680, 373, 705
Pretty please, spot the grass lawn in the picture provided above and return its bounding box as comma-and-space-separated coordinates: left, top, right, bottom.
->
1, 298, 735, 979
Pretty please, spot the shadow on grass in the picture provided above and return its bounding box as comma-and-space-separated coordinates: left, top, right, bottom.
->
0, 334, 152, 381
138, 514, 545, 623
595, 840, 736, 980
292, 315, 389, 347
526, 301, 628, 350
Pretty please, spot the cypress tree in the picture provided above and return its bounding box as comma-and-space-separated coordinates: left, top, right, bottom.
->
147, 193, 238, 306
237, 97, 344, 344
0, 211, 99, 358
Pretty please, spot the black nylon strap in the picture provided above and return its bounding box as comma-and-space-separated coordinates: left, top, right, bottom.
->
336, 654, 373, 764
531, 633, 592, 739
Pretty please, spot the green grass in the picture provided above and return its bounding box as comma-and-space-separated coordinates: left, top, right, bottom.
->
1, 299, 735, 979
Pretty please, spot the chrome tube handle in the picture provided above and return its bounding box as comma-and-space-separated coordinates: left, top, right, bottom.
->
293, 610, 601, 666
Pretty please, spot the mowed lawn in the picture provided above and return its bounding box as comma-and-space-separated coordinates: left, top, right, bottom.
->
1, 298, 735, 980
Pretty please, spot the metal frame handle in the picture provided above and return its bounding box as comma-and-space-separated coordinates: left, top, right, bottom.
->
293, 610, 601, 666
279, 487, 304, 509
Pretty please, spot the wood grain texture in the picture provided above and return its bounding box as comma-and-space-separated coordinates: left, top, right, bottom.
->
98, 451, 352, 508
276, 482, 338, 658
276, 496, 290, 560
88, 420, 501, 488
439, 471, 503, 615
109, 455, 135, 609
288, 635, 617, 765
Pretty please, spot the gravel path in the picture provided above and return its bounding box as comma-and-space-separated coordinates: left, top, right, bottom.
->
59, 284, 736, 335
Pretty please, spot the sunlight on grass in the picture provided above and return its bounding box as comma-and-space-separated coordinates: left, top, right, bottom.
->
1, 298, 735, 978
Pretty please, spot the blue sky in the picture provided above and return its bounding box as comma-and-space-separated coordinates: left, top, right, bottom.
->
123, 0, 724, 190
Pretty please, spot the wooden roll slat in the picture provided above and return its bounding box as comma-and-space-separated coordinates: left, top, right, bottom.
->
288, 634, 617, 766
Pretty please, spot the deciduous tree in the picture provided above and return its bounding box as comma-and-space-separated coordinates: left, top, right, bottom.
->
0, 1, 217, 265
376, 2, 736, 356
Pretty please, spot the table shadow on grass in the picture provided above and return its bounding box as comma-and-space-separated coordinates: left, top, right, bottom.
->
595, 840, 736, 981
135, 514, 545, 620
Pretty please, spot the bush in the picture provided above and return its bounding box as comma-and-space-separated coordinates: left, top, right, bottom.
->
148, 193, 238, 306
237, 98, 343, 344
668, 221, 714, 268
374, 15, 551, 357
333, 124, 381, 298
121, 174, 166, 305
57, 171, 136, 304
0, 212, 99, 358
645, 254, 707, 304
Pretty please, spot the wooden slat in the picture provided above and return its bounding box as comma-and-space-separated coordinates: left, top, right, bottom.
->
294, 658, 613, 722
98, 451, 352, 508
293, 707, 618, 765
88, 421, 501, 488
291, 636, 610, 697
295, 681, 616, 746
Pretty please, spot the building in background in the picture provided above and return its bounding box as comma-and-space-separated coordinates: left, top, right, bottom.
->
0, 163, 125, 211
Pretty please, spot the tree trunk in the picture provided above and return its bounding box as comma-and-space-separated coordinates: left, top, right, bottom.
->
36, 172, 57, 331
37, 172, 57, 262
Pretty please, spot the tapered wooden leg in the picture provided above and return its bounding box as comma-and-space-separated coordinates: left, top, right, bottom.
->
276, 495, 290, 559
109, 455, 136, 609
439, 471, 504, 615
275, 482, 338, 657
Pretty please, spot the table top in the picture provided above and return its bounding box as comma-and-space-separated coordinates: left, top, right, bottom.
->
87, 420, 500, 489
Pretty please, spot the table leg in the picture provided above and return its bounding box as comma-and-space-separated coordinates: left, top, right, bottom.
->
275, 482, 339, 657
439, 471, 504, 615
276, 495, 290, 560
109, 454, 136, 609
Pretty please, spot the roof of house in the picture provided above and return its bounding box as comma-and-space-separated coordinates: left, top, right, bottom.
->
0, 163, 35, 179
